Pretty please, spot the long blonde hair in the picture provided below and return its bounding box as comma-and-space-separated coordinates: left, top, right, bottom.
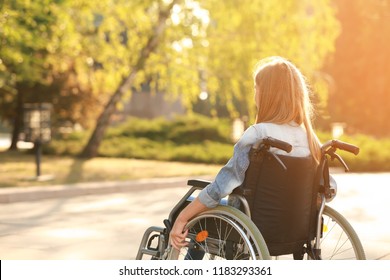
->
253, 56, 321, 162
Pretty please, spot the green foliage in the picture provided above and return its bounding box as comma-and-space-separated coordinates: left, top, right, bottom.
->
98, 137, 232, 164
165, 115, 232, 144
197, 0, 340, 118
44, 116, 390, 171
0, 0, 103, 132
45, 115, 234, 164
1, 0, 341, 155
43, 130, 89, 155
0, 0, 56, 86
336, 134, 390, 172
105, 115, 232, 144
100, 115, 234, 164
105, 118, 170, 141
168, 141, 232, 164
317, 131, 390, 172
0, 0, 59, 120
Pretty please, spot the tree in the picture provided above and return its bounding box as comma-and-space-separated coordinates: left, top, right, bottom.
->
199, 0, 340, 121
1, 0, 202, 154
1, 0, 340, 156
0, 0, 101, 149
80, 0, 181, 157
325, 0, 390, 136
70, 0, 341, 157
0, 0, 59, 149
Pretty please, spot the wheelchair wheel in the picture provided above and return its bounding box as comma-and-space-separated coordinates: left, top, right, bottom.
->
166, 206, 271, 260
319, 206, 366, 260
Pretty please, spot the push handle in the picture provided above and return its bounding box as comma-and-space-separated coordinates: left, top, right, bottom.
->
331, 140, 360, 155
322, 139, 360, 155
262, 137, 293, 153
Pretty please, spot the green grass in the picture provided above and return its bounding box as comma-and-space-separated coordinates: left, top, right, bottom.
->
0, 150, 222, 188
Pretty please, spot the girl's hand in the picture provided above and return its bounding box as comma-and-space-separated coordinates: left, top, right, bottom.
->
169, 197, 209, 250
170, 218, 189, 250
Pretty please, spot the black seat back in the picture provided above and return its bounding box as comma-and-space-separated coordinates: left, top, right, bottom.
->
241, 150, 318, 256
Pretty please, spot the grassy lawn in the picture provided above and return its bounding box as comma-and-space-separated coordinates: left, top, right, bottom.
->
0, 150, 222, 188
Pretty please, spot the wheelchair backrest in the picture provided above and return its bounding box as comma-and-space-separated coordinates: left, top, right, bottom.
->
241, 150, 318, 256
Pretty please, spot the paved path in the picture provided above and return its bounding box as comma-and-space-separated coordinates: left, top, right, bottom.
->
0, 173, 389, 260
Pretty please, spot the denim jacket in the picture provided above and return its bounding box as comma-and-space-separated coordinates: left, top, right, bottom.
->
198, 122, 311, 208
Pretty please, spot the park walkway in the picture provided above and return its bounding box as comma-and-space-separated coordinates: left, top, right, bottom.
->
0, 173, 389, 260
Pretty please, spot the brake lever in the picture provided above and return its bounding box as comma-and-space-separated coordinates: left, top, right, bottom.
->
270, 153, 287, 171
330, 152, 350, 172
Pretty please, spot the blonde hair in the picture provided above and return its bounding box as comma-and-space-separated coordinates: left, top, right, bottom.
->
253, 56, 321, 162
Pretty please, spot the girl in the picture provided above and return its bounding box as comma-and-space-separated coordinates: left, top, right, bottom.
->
170, 56, 321, 250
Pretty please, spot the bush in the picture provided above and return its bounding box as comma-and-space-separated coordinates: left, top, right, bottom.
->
167, 141, 233, 164
99, 114, 234, 164
105, 115, 232, 144
317, 131, 390, 172
336, 134, 390, 172
166, 115, 232, 144
105, 118, 170, 141
44, 115, 390, 171
99, 137, 175, 160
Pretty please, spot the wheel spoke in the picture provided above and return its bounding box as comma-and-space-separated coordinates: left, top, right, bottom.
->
318, 206, 365, 260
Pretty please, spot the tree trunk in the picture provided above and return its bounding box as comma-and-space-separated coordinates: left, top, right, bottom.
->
9, 90, 24, 150
79, 0, 177, 158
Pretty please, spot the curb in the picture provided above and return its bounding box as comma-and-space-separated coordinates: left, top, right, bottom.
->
0, 176, 212, 204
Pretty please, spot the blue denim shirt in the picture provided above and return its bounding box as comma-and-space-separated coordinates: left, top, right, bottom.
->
198, 122, 311, 208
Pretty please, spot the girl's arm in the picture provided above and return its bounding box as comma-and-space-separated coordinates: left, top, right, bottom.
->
169, 197, 209, 250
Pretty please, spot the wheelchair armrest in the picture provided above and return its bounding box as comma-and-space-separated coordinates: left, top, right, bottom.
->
187, 179, 211, 189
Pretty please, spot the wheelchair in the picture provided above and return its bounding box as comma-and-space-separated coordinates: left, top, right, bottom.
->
136, 137, 366, 260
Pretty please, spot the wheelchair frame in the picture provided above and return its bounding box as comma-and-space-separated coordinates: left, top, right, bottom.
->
136, 137, 366, 260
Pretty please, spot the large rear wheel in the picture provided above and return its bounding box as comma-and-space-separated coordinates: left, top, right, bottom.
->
317, 206, 366, 260
166, 206, 270, 260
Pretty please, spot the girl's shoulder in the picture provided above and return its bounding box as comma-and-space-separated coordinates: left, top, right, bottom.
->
240, 122, 306, 147
249, 122, 310, 156
250, 122, 302, 135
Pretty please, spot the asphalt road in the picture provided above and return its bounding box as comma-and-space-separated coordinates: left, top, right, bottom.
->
0, 173, 389, 260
